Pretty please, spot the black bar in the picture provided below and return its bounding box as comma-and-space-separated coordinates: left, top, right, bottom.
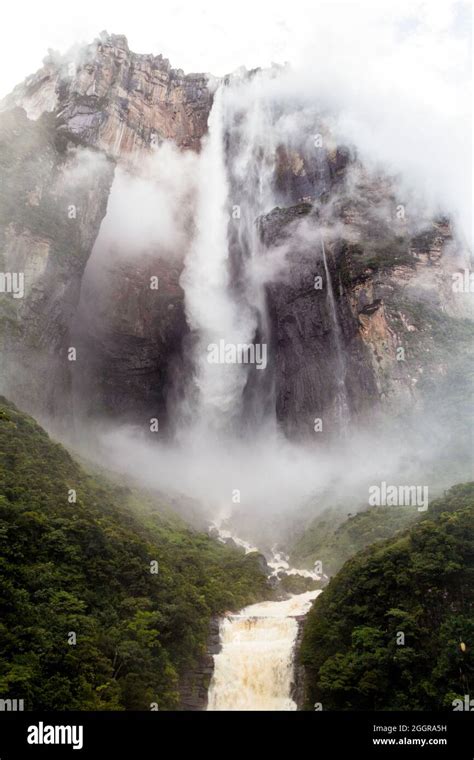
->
0, 711, 472, 758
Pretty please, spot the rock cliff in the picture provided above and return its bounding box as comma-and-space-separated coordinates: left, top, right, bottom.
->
0, 107, 114, 425
262, 171, 472, 436
178, 617, 221, 710
0, 33, 471, 438
2, 33, 212, 155
0, 34, 211, 430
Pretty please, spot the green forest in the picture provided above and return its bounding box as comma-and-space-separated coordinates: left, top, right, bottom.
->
290, 502, 422, 576
300, 483, 474, 710
0, 397, 269, 710
1, 394, 473, 713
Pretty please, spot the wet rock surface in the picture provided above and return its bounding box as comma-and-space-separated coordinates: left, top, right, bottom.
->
178, 617, 221, 710
261, 182, 471, 436
0, 36, 471, 438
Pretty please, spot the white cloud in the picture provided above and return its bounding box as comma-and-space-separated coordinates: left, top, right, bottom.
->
0, 0, 470, 90
0, 0, 470, 242
1, 1, 470, 244
94, 142, 198, 261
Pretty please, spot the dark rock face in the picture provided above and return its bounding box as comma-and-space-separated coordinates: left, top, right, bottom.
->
263, 204, 379, 436
0, 107, 115, 427
246, 551, 271, 572
260, 173, 469, 436
71, 256, 189, 431
178, 616, 221, 710
291, 617, 307, 710
275, 143, 351, 205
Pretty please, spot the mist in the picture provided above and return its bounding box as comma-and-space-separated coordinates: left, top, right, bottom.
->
72, 390, 470, 549
65, 61, 472, 547
2, 3, 470, 550
87, 142, 198, 265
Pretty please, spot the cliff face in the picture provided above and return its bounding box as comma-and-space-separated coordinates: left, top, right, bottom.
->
262, 173, 471, 436
0, 34, 211, 429
178, 617, 221, 710
71, 254, 189, 428
2, 33, 212, 155
291, 617, 307, 710
0, 107, 115, 424
0, 34, 471, 437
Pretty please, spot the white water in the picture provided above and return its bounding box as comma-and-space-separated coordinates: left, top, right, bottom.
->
207, 590, 320, 710
320, 233, 350, 428
211, 524, 324, 581
180, 84, 266, 436
208, 525, 322, 711
179, 76, 281, 438
267, 550, 323, 580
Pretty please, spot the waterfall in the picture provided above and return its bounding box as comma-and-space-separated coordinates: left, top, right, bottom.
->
320, 232, 351, 429
207, 591, 320, 710
225, 77, 277, 428
180, 86, 254, 435
179, 76, 278, 438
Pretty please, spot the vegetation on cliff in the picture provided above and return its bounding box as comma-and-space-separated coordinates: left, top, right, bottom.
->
0, 398, 269, 710
290, 504, 421, 576
300, 483, 474, 710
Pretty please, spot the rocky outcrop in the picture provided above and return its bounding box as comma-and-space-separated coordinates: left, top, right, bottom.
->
178, 616, 220, 710
261, 169, 472, 436
0, 34, 210, 429
2, 33, 212, 156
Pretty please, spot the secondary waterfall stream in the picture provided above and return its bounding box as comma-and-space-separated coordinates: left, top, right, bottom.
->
320, 232, 350, 429
207, 590, 320, 710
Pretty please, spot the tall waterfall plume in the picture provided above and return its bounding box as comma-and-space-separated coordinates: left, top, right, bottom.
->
179, 77, 278, 438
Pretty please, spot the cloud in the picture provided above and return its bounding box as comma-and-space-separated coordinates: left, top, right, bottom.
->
92, 142, 198, 262
3, 0, 471, 546
2, 1, 469, 240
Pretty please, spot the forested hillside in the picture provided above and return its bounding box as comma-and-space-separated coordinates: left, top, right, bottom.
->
0, 398, 269, 710
300, 483, 474, 710
290, 504, 422, 576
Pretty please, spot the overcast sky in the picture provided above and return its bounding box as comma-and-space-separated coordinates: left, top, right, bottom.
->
0, 0, 471, 241
0, 0, 471, 95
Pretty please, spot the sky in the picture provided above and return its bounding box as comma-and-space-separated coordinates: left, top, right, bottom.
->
0, 0, 471, 95
0, 0, 471, 241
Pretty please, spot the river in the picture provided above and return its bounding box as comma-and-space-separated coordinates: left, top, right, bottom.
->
207, 589, 321, 710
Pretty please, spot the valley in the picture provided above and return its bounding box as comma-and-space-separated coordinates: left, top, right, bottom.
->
0, 26, 472, 715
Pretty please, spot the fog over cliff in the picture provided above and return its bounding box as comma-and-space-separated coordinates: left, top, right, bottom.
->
70, 63, 471, 543
0, 3, 472, 545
